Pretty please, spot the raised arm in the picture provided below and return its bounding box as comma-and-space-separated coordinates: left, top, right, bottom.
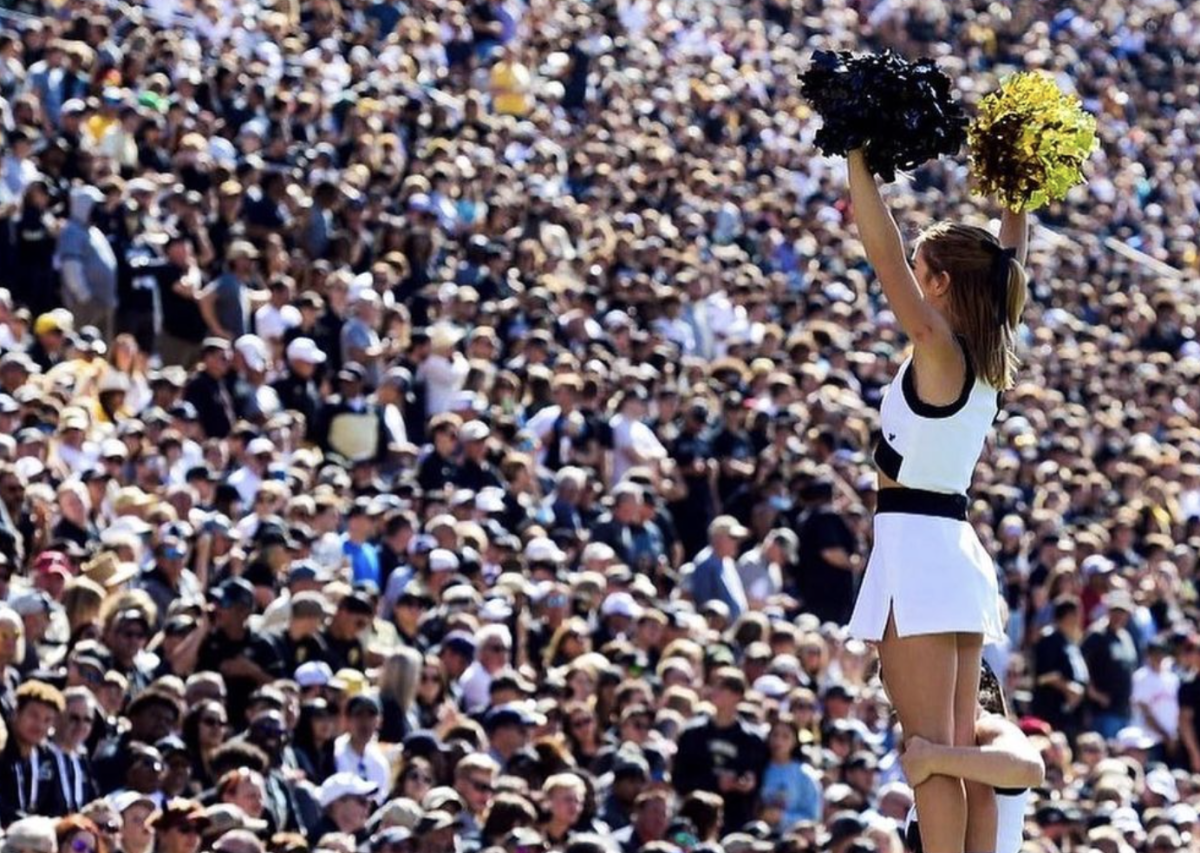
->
847, 150, 953, 349
998, 210, 1028, 266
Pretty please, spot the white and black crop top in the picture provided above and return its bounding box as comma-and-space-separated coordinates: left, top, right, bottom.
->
873, 343, 999, 496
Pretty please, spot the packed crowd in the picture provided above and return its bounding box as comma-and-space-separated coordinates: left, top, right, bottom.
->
0, 0, 1196, 851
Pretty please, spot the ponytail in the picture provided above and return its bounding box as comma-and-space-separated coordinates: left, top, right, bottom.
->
915, 222, 1028, 391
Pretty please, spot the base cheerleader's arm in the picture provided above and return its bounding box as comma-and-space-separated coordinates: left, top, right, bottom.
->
847, 149, 955, 351
900, 715, 1045, 790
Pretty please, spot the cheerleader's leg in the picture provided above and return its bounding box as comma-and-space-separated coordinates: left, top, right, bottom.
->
877, 609, 966, 853
956, 631, 997, 853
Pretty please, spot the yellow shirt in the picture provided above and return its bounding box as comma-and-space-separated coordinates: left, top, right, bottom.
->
490, 60, 532, 116
84, 114, 119, 145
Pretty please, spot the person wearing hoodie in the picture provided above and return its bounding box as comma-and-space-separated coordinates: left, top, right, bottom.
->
55, 186, 117, 340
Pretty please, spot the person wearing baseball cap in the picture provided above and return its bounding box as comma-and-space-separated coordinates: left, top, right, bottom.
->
148, 798, 210, 853
1082, 588, 1139, 740
275, 338, 326, 440
681, 516, 752, 621
322, 592, 373, 672
673, 667, 768, 832
182, 337, 235, 438
315, 773, 378, 842
193, 578, 261, 724
319, 361, 390, 464
249, 589, 332, 680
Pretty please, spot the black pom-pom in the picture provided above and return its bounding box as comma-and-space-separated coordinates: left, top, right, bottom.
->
800, 50, 968, 182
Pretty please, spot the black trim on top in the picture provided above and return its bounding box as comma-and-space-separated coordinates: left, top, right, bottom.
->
902, 341, 976, 419
876, 488, 968, 520
873, 433, 903, 481
994, 786, 1029, 796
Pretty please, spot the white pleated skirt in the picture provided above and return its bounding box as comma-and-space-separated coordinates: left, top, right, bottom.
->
848, 511, 1005, 643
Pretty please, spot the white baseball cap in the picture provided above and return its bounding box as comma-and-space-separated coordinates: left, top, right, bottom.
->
524, 537, 565, 564
475, 487, 506, 514
319, 773, 378, 808
235, 334, 268, 372
460, 420, 490, 442
294, 661, 334, 688
600, 591, 641, 620
752, 674, 790, 699
285, 337, 328, 365
247, 437, 276, 457
429, 549, 460, 573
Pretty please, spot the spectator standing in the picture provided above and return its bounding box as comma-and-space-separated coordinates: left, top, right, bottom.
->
674, 668, 768, 834
1131, 637, 1179, 759
55, 188, 116, 341
0, 681, 68, 824
681, 516, 751, 621
1032, 596, 1089, 740
794, 477, 861, 625
1081, 590, 1139, 740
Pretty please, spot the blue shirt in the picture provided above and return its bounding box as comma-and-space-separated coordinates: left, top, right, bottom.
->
760, 760, 822, 830
343, 537, 381, 586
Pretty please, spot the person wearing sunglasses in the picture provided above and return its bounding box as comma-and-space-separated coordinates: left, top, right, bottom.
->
91, 687, 180, 795
79, 800, 123, 853
50, 686, 97, 814
147, 798, 209, 853
54, 816, 104, 853
451, 752, 499, 842
392, 754, 435, 803
100, 607, 155, 696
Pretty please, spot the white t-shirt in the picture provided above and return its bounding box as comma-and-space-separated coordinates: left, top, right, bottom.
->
525, 405, 564, 466
610, 413, 667, 483
1132, 664, 1180, 742
255, 303, 301, 341
417, 353, 470, 417
334, 735, 391, 802
458, 660, 495, 714
226, 465, 262, 509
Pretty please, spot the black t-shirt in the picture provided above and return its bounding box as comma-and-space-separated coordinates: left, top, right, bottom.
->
184, 372, 237, 439
452, 459, 503, 492
1081, 625, 1137, 716
122, 253, 182, 316
198, 628, 256, 725
673, 715, 769, 833
670, 431, 716, 510
321, 629, 366, 672
249, 630, 330, 680
417, 451, 459, 492
160, 268, 207, 342
710, 427, 755, 500
795, 508, 857, 624
1032, 628, 1088, 730
1179, 676, 1200, 751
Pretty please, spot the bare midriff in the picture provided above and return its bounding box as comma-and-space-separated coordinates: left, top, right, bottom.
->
879, 472, 902, 490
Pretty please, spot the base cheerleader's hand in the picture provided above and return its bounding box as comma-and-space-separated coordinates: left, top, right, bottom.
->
900, 736, 938, 786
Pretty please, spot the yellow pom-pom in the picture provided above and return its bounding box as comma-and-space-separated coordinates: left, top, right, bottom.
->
968, 72, 1099, 213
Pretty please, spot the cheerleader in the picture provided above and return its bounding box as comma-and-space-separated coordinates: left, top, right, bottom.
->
900, 662, 1045, 853
845, 148, 1028, 853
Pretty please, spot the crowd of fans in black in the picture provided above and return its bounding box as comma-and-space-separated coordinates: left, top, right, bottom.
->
0, 0, 1196, 851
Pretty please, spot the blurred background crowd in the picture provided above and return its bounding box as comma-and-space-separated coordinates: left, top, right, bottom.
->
0, 0, 1196, 851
